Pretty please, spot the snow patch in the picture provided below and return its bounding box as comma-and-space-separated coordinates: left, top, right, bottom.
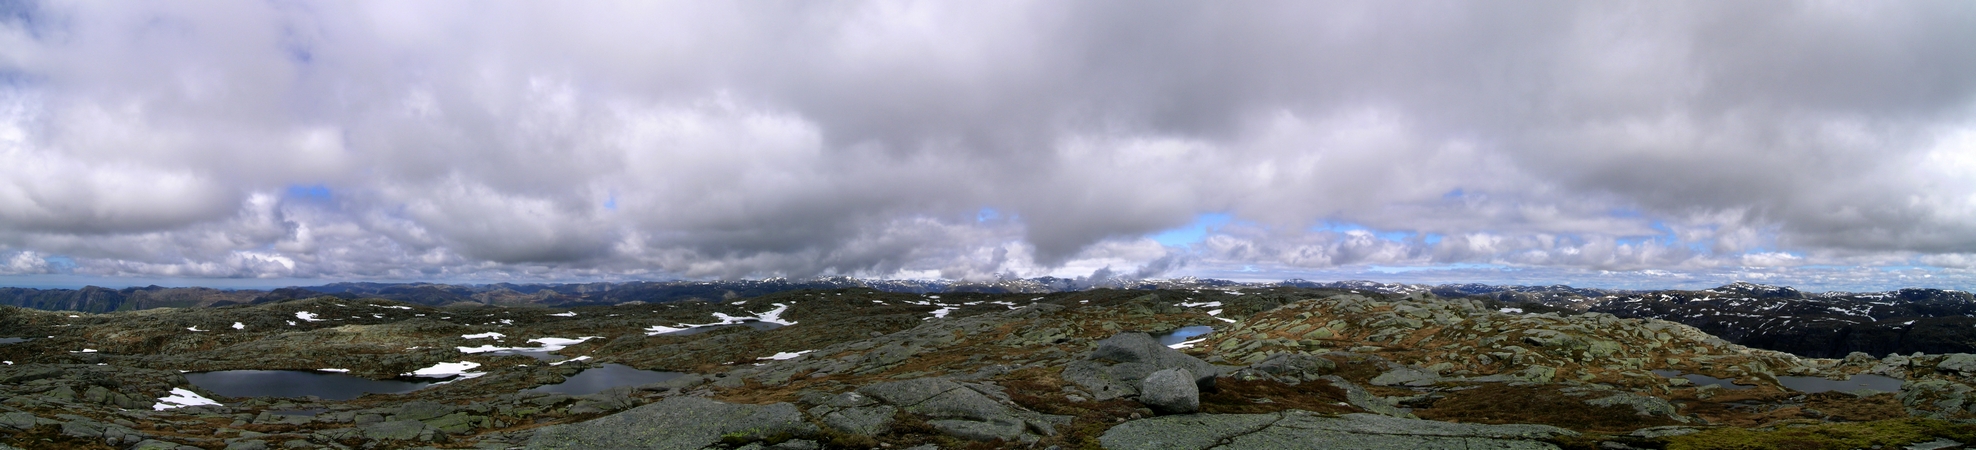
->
758, 350, 813, 361
549, 356, 591, 366
1498, 307, 1524, 314
548, 311, 578, 317
462, 332, 506, 340
319, 368, 350, 373
405, 361, 484, 378
529, 337, 597, 350
231, 322, 245, 330
186, 326, 204, 332
645, 304, 795, 334
153, 388, 220, 410
643, 325, 689, 335
1168, 338, 1209, 350
928, 306, 958, 319
295, 311, 323, 322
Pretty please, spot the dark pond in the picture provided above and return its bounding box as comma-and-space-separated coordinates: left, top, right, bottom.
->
0, 337, 27, 345
1776, 374, 1904, 393
525, 364, 686, 396
1651, 370, 1754, 390
184, 370, 435, 400
658, 321, 784, 336
1156, 326, 1216, 346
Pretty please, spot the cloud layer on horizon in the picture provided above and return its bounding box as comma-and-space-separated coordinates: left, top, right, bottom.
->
2, 0, 1975, 291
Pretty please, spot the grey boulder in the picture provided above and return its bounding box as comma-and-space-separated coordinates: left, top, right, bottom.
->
1063, 332, 1219, 400
525, 397, 816, 450
1140, 367, 1200, 415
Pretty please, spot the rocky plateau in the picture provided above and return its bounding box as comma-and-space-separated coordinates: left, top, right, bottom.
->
3, 284, 1976, 449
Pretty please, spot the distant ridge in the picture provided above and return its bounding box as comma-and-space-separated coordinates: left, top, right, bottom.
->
0, 277, 1963, 313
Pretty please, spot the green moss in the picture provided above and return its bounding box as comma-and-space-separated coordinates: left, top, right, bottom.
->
1665, 418, 1976, 450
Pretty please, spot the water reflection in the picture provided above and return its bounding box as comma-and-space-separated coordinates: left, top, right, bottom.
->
1776, 374, 1903, 394
1651, 370, 1755, 390
525, 364, 685, 396
0, 337, 26, 345
1156, 326, 1215, 347
185, 370, 435, 400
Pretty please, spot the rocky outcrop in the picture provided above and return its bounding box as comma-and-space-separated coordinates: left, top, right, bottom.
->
525, 397, 816, 450
1100, 411, 1576, 450
1064, 332, 1219, 400
854, 377, 1069, 443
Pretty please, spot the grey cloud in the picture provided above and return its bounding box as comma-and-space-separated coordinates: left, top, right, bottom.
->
0, 1, 1972, 288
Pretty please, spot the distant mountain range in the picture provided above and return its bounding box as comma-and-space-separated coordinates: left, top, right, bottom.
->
7, 277, 1976, 358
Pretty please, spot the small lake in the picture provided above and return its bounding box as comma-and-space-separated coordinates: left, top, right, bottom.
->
1776, 374, 1904, 394
1652, 370, 1755, 390
0, 337, 27, 345
185, 370, 435, 400
1156, 326, 1215, 346
525, 364, 685, 396
658, 321, 784, 336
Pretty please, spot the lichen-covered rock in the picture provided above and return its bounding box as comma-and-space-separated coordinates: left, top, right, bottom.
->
856, 377, 1066, 442
1370, 365, 1441, 387
1233, 352, 1336, 384
1063, 332, 1218, 400
1901, 379, 1976, 419
1100, 411, 1576, 450
1140, 367, 1200, 415
1938, 353, 1976, 375
525, 397, 815, 450
1585, 392, 1683, 422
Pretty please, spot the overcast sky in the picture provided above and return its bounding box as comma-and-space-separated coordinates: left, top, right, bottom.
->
2, 1, 1974, 291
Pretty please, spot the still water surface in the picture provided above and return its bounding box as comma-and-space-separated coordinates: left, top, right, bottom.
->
185, 370, 435, 400
1651, 370, 1755, 390
525, 364, 685, 396
0, 337, 26, 344
1156, 326, 1215, 346
1776, 374, 1903, 393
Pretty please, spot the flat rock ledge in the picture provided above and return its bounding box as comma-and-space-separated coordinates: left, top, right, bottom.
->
524, 397, 816, 450
1099, 411, 1578, 450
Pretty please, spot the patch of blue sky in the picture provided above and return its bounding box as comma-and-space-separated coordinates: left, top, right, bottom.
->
1151, 213, 1233, 246
284, 184, 333, 201
42, 255, 76, 272
603, 195, 617, 210
1366, 263, 1507, 274
976, 207, 1002, 223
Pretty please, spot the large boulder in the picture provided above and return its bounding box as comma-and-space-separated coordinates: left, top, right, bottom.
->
1938, 353, 1976, 375
856, 377, 1066, 443
525, 397, 816, 450
1140, 368, 1200, 415
1100, 411, 1576, 450
1064, 332, 1219, 400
